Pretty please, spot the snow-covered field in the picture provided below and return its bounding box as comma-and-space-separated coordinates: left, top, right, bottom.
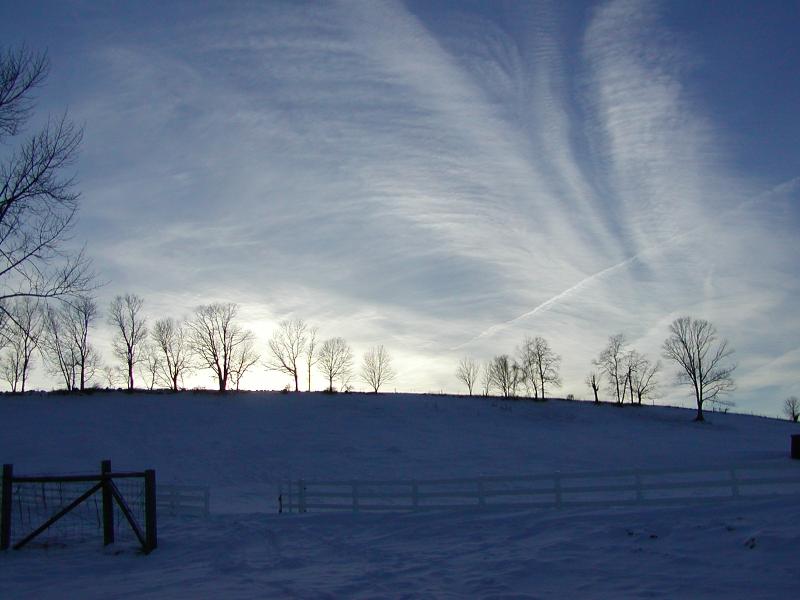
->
1, 391, 799, 598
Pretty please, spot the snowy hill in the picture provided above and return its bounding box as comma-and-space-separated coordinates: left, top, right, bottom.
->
1, 391, 799, 598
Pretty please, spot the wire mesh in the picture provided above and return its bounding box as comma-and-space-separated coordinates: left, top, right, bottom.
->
9, 477, 146, 548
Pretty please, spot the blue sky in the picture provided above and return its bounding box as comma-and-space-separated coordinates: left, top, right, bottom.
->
1, 0, 798, 413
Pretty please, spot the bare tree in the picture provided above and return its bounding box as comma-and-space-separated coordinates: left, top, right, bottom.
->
480, 362, 492, 396
187, 302, 254, 392
526, 336, 561, 399
317, 337, 353, 391
151, 317, 192, 391
488, 355, 520, 398
305, 326, 319, 392
230, 336, 260, 391
456, 357, 480, 396
361, 345, 395, 393
517, 339, 539, 398
630, 354, 660, 405
101, 364, 123, 389
0, 46, 94, 314
268, 319, 307, 392
594, 334, 628, 404
108, 294, 148, 390
62, 295, 99, 390
0, 298, 42, 391
586, 371, 601, 403
663, 316, 736, 422
138, 343, 161, 390
40, 303, 76, 390
39, 297, 98, 390
783, 396, 799, 422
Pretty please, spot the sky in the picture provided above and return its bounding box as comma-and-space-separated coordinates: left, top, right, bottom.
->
1, 0, 798, 415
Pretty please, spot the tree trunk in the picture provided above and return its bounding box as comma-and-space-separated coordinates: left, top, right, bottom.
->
172, 373, 179, 391
294, 372, 299, 392
628, 371, 634, 404
593, 386, 599, 403
128, 361, 134, 390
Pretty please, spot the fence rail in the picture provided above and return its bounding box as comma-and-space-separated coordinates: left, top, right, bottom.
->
279, 462, 800, 514
158, 484, 210, 518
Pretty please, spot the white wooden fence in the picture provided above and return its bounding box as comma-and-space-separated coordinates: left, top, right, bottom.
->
158, 483, 210, 517
279, 462, 800, 513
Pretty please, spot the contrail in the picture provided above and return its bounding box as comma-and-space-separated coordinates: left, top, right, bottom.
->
451, 177, 798, 352
451, 253, 641, 350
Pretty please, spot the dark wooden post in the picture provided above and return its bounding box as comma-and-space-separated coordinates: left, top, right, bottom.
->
101, 460, 114, 546
144, 469, 157, 552
1, 464, 12, 550
792, 435, 800, 460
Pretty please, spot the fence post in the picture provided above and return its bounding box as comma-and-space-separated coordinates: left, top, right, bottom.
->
1, 464, 12, 550
298, 479, 306, 513
352, 481, 359, 513
144, 469, 157, 553
101, 460, 114, 546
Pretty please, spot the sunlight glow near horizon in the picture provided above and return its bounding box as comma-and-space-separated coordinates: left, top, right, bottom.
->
1, 0, 798, 416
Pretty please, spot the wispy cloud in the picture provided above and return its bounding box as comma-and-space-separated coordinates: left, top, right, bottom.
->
6, 0, 796, 410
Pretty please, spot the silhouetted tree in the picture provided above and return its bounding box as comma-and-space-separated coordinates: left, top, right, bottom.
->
361, 345, 395, 393
517, 338, 539, 398
585, 371, 601, 403
630, 353, 660, 405
488, 355, 519, 398
318, 337, 353, 391
230, 336, 260, 391
0, 46, 94, 312
188, 302, 253, 392
62, 296, 99, 391
526, 336, 561, 399
305, 326, 319, 392
139, 342, 160, 390
663, 316, 736, 422
784, 396, 799, 422
0, 298, 43, 391
595, 334, 628, 404
268, 319, 307, 392
151, 317, 192, 391
480, 362, 492, 396
456, 357, 480, 395
40, 297, 98, 390
101, 364, 123, 389
108, 294, 147, 390
40, 304, 75, 389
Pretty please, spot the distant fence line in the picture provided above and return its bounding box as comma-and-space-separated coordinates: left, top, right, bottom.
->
279, 462, 800, 514
158, 483, 210, 518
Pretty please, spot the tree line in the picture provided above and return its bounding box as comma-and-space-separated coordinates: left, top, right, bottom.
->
457, 316, 740, 422
0, 294, 398, 395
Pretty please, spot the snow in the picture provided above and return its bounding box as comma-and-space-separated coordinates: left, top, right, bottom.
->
1, 391, 799, 598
